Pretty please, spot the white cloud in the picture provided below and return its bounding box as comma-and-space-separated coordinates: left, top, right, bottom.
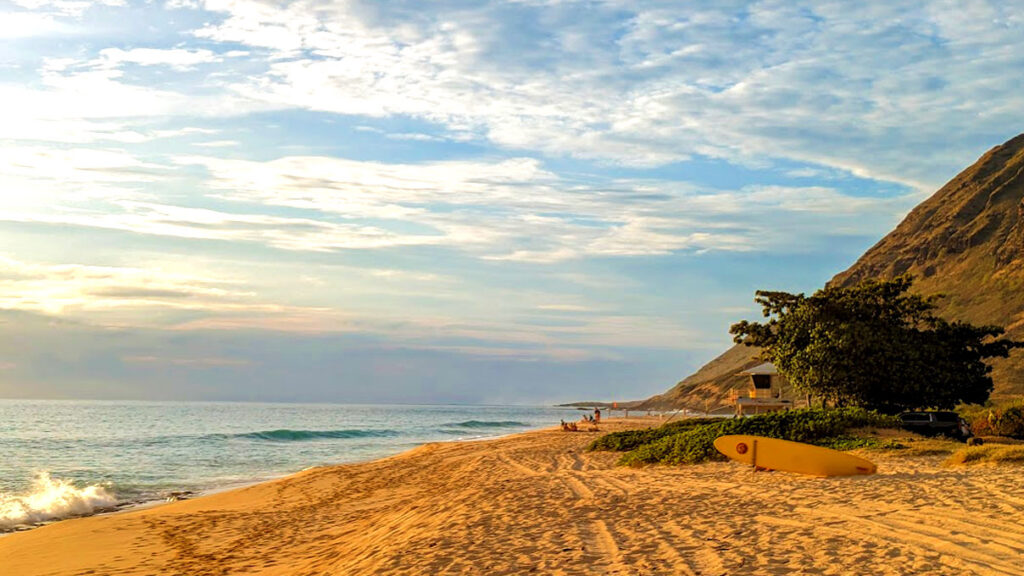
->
11, 0, 124, 17
0, 11, 63, 38
6, 0, 1021, 190
0, 146, 160, 183
176, 154, 735, 258
0, 145, 164, 209
0, 63, 189, 135
0, 255, 387, 337
177, 0, 1024, 189
5, 0, 1019, 397
179, 153, 915, 260
536, 304, 593, 312
0, 136, 914, 264
192, 140, 240, 147
164, 0, 199, 9
96, 47, 220, 71
0, 255, 251, 316
1, 201, 446, 251
179, 154, 559, 214
121, 355, 251, 367
367, 269, 449, 283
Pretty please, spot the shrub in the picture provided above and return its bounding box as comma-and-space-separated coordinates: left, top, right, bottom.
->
818, 435, 905, 451
968, 405, 1024, 439
587, 418, 722, 452
619, 408, 898, 466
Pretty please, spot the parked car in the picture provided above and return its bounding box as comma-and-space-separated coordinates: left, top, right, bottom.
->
898, 411, 971, 440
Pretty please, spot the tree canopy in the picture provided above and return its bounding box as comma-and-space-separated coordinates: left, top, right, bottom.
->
729, 276, 1020, 413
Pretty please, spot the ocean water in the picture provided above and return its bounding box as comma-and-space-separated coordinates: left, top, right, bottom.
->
0, 400, 579, 530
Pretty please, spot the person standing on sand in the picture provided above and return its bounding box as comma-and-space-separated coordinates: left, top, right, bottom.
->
594, 407, 601, 423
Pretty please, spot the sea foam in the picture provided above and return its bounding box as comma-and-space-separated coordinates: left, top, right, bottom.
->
0, 473, 116, 530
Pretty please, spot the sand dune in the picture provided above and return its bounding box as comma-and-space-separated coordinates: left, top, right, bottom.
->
2, 418, 1023, 575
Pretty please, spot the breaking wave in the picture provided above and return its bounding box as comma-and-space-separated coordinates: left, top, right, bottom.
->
444, 420, 530, 429
223, 429, 401, 442
0, 473, 117, 530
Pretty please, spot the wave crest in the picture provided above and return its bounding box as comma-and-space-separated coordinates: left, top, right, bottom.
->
0, 473, 116, 530
227, 429, 400, 442
444, 420, 529, 429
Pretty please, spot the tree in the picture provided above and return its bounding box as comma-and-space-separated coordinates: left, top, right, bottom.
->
729, 276, 1020, 413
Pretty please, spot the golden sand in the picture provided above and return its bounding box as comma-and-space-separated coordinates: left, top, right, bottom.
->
2, 418, 1023, 576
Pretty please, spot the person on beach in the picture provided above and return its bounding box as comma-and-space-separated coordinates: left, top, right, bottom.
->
594, 407, 601, 423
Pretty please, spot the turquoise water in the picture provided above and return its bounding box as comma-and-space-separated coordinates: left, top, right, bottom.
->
0, 400, 577, 529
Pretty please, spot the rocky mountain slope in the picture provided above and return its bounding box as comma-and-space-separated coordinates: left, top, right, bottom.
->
641, 133, 1024, 410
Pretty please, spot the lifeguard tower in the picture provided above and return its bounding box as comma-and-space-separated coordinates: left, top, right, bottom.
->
731, 362, 792, 416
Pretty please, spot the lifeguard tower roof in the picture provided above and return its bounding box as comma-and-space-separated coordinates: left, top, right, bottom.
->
737, 362, 777, 376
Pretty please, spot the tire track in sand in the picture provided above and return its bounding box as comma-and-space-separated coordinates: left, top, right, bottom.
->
495, 453, 543, 477
624, 516, 703, 576
580, 473, 630, 499
559, 473, 595, 500
662, 518, 728, 576
781, 508, 1024, 576
892, 509, 1024, 555
578, 518, 628, 573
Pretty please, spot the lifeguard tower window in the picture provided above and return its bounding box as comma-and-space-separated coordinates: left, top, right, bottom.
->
751, 374, 772, 389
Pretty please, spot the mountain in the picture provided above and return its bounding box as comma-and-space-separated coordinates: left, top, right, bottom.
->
641, 133, 1024, 410
637, 341, 762, 411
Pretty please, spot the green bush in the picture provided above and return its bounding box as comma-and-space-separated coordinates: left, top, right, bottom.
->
818, 435, 905, 451
587, 417, 722, 452
619, 408, 899, 466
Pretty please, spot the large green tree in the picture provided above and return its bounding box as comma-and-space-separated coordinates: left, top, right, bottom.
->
729, 276, 1020, 413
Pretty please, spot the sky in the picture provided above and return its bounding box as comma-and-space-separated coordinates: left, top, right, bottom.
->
0, 0, 1022, 404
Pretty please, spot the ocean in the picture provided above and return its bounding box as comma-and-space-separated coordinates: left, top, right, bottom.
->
0, 399, 582, 530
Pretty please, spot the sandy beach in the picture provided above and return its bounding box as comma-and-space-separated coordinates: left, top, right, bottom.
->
2, 418, 1023, 576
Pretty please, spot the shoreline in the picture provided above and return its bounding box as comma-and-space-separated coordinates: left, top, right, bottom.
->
3, 417, 1023, 575
0, 419, 579, 536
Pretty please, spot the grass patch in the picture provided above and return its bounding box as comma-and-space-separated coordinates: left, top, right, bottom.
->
613, 408, 899, 467
894, 437, 963, 457
945, 445, 1024, 466
977, 436, 1024, 445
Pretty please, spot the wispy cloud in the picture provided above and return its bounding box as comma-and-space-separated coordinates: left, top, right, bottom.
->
0, 0, 1017, 400
168, 0, 1024, 188
122, 355, 251, 367
95, 47, 219, 70
5, 1, 1021, 186
11, 0, 125, 17
0, 142, 917, 263
175, 153, 911, 261
0, 255, 251, 316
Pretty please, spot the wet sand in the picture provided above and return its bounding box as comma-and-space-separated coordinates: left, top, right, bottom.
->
2, 417, 1023, 575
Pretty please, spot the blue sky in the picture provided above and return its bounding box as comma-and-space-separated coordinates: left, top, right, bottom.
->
0, 0, 1021, 404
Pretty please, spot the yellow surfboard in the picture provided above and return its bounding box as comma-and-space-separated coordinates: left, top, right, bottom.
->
713, 435, 876, 477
